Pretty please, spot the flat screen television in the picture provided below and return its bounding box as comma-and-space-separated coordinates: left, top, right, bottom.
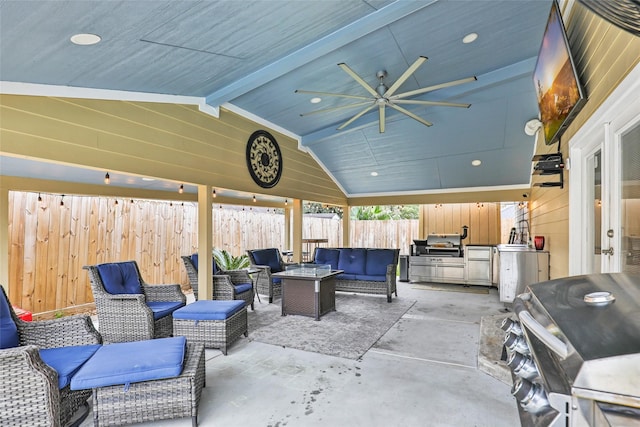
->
533, 0, 586, 145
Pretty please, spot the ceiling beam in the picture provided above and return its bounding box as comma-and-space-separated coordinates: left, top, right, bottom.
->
205, 0, 437, 107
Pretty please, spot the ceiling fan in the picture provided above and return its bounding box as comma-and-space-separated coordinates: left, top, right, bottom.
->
296, 56, 477, 133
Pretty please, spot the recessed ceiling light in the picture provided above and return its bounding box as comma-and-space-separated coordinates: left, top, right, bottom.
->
70, 33, 101, 45
141, 177, 155, 181
370, 171, 378, 176
310, 97, 322, 104
471, 159, 482, 166
462, 33, 478, 44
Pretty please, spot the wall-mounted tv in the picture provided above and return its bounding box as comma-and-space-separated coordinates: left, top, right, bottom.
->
533, 1, 586, 146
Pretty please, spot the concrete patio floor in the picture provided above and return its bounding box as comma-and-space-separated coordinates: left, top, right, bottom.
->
81, 281, 519, 427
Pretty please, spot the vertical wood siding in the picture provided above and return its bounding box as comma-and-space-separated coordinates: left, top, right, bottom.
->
419, 203, 501, 244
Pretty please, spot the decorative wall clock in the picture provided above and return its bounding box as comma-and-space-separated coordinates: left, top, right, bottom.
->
246, 130, 283, 188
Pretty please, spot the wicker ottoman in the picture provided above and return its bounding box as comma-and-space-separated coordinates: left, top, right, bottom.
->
173, 300, 248, 355
71, 337, 205, 427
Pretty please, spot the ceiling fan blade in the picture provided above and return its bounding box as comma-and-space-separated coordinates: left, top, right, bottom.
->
387, 103, 433, 127
393, 99, 471, 108
295, 89, 371, 101
379, 104, 386, 133
337, 103, 377, 130
392, 76, 477, 100
383, 56, 427, 98
338, 63, 380, 98
300, 100, 374, 117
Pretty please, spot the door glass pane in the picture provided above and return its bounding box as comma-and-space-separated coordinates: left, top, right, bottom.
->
621, 124, 640, 274
590, 150, 602, 273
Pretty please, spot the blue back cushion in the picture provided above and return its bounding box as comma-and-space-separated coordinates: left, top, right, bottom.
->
365, 249, 396, 276
337, 249, 367, 275
314, 248, 340, 270
251, 249, 282, 273
96, 262, 143, 295
190, 253, 219, 274
0, 288, 19, 349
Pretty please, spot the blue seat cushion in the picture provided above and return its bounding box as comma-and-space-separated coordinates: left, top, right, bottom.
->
233, 283, 253, 294
365, 249, 396, 276
251, 249, 283, 273
271, 277, 282, 284
39, 344, 101, 389
355, 274, 387, 282
70, 336, 186, 390
336, 273, 357, 281
337, 249, 367, 275
96, 262, 143, 295
314, 248, 340, 270
147, 301, 185, 320
0, 289, 19, 349
173, 300, 245, 321
190, 253, 219, 274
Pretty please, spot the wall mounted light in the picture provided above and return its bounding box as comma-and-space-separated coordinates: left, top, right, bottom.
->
285, 199, 288, 206
104, 172, 110, 184
114, 199, 118, 205
212, 188, 217, 198
178, 184, 184, 194
60, 195, 65, 206
38, 193, 42, 202
253, 195, 256, 203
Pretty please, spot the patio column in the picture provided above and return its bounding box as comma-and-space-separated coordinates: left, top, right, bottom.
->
284, 205, 291, 251
292, 199, 303, 263
0, 186, 8, 295
197, 185, 213, 300
341, 205, 350, 247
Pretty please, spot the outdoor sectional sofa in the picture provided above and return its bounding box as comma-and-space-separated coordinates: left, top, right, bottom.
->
311, 247, 400, 302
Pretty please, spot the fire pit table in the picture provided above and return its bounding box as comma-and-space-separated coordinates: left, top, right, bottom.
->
273, 264, 343, 320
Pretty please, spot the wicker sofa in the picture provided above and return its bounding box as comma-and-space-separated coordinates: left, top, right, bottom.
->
311, 247, 400, 302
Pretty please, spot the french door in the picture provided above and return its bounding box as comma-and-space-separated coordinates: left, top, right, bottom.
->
569, 64, 640, 275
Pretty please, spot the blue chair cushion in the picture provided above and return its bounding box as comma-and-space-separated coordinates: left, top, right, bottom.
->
190, 253, 219, 274
251, 249, 283, 273
336, 273, 356, 281
271, 277, 282, 284
355, 274, 387, 282
233, 283, 253, 294
70, 336, 186, 390
365, 249, 396, 276
314, 248, 340, 270
96, 262, 143, 295
337, 248, 367, 275
173, 300, 245, 321
39, 344, 101, 389
0, 288, 19, 349
147, 301, 185, 320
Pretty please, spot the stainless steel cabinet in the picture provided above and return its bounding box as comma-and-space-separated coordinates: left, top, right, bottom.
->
465, 246, 493, 286
409, 256, 465, 284
497, 246, 549, 303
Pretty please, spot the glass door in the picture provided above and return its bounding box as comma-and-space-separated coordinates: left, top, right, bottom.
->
617, 123, 640, 274
587, 149, 602, 274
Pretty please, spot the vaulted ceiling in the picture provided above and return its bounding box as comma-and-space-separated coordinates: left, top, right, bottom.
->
0, 0, 553, 197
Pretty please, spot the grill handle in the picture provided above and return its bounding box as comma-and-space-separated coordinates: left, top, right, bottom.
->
518, 310, 568, 360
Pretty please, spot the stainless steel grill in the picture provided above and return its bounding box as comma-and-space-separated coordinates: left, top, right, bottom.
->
505, 273, 640, 426
414, 226, 468, 257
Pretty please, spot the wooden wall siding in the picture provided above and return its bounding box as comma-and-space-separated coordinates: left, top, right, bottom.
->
7, 191, 424, 314
0, 97, 347, 206
420, 203, 501, 244
530, 4, 640, 279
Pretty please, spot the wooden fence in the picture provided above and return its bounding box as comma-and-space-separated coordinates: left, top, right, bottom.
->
6, 192, 418, 314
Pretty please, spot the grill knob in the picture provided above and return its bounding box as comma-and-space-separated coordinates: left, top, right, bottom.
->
501, 317, 523, 336
507, 351, 539, 381
511, 378, 550, 415
503, 332, 530, 355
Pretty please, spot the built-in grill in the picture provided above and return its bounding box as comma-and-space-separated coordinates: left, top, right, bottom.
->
504, 273, 640, 426
413, 226, 468, 257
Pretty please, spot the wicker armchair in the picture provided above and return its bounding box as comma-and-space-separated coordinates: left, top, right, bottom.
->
83, 261, 186, 343
246, 248, 292, 303
181, 255, 254, 310
0, 285, 102, 427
